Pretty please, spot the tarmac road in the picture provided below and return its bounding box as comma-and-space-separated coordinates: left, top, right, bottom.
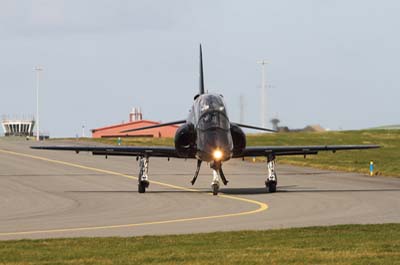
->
1, 138, 399, 240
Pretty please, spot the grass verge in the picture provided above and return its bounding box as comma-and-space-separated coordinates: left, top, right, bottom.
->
1, 224, 400, 264
246, 130, 400, 177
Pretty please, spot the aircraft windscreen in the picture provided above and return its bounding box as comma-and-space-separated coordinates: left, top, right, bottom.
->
198, 111, 229, 130
198, 94, 227, 114
197, 95, 229, 130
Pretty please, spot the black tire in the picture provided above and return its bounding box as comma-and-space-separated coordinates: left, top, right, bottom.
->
144, 180, 150, 188
138, 182, 146, 193
212, 184, 219, 196
267, 181, 277, 193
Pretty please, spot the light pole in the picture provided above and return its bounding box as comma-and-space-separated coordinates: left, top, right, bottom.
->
34, 66, 43, 141
257, 60, 268, 128
239, 94, 245, 124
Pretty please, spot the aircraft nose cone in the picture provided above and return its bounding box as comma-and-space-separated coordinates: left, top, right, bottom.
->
197, 129, 233, 161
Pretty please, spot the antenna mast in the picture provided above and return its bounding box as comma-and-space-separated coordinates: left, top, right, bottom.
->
257, 60, 268, 128
240, 94, 245, 123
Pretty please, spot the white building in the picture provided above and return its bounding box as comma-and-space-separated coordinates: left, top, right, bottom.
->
1, 116, 35, 136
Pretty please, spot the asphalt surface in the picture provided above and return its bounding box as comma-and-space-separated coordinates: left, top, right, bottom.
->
1, 137, 399, 240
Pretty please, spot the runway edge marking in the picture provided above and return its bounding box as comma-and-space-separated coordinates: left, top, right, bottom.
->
0, 149, 268, 237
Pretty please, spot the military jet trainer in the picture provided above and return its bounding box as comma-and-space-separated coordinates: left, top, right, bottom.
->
32, 45, 379, 195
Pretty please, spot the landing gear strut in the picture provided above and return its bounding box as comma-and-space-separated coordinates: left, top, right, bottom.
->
210, 161, 228, 195
138, 156, 150, 193
191, 160, 202, 185
265, 154, 277, 193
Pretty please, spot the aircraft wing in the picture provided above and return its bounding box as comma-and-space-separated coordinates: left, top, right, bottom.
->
236, 145, 380, 158
30, 145, 184, 158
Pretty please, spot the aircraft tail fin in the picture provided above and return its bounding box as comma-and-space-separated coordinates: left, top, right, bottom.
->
199, 44, 205, 95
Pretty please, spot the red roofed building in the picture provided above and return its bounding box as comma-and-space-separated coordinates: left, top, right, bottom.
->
91, 108, 178, 138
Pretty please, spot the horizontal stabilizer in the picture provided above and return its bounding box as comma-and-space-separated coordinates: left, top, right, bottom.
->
120, 119, 186, 133
232, 122, 277, 132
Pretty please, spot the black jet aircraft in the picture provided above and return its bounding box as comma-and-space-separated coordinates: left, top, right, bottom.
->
32, 45, 379, 195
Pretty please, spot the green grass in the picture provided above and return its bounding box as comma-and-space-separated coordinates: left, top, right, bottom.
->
246, 130, 400, 177
65, 129, 400, 177
370, 124, 400, 130
1, 224, 400, 264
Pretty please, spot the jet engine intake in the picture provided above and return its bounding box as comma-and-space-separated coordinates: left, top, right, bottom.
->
230, 123, 246, 156
174, 123, 196, 157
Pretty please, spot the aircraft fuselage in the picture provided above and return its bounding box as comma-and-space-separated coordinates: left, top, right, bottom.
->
189, 93, 234, 162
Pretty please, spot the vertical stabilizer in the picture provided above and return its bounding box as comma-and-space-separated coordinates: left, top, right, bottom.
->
199, 44, 205, 95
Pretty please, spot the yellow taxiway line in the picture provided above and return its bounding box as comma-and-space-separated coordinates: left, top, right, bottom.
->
0, 149, 268, 237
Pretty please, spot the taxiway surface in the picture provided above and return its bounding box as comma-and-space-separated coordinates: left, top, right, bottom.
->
1, 138, 399, 240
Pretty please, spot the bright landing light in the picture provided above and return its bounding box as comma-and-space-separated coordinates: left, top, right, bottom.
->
213, 149, 223, 160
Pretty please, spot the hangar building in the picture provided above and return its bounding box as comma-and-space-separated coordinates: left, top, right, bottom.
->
91, 108, 178, 138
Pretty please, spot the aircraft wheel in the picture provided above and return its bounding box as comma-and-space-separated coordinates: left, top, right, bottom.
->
266, 181, 277, 193
212, 184, 219, 196
138, 182, 146, 193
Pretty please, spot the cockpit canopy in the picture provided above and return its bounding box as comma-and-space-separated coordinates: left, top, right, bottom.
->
198, 94, 226, 115
196, 94, 230, 130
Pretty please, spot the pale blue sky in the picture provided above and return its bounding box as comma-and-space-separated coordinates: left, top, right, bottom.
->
1, 0, 399, 136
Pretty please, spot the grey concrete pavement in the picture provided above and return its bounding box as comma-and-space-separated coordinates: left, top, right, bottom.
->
1, 137, 399, 240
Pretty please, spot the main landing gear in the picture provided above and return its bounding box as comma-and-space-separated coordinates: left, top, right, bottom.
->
136, 156, 276, 195
138, 156, 150, 193
265, 155, 277, 193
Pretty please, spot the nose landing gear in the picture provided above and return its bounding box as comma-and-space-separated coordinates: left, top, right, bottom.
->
211, 170, 220, 195
210, 161, 228, 195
